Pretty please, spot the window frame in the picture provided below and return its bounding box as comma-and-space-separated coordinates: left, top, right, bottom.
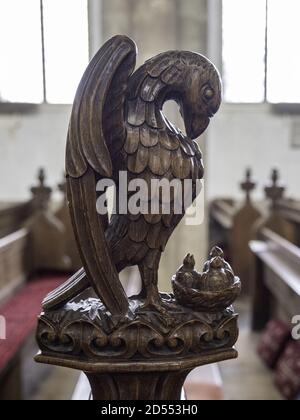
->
221, 0, 300, 111
0, 0, 92, 113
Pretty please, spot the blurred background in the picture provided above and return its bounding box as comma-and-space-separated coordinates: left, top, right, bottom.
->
0, 0, 299, 400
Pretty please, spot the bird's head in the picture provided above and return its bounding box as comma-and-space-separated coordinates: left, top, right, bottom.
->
178, 58, 222, 139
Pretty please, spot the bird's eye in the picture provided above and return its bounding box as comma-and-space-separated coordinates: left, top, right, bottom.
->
203, 87, 214, 100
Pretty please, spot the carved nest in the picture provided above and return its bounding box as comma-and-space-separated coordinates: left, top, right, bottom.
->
172, 276, 241, 313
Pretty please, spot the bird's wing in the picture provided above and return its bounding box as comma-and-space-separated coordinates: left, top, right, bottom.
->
66, 35, 137, 178
65, 36, 137, 316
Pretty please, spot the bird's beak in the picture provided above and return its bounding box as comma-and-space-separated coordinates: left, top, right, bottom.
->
183, 109, 210, 140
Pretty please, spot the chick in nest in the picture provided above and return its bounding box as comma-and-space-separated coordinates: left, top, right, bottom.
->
174, 253, 201, 289
200, 255, 235, 292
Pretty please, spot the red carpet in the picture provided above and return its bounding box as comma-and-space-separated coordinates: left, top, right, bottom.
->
0, 275, 67, 372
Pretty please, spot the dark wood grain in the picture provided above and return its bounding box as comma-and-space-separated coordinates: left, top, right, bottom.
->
0, 201, 32, 239
43, 35, 222, 316
36, 35, 240, 401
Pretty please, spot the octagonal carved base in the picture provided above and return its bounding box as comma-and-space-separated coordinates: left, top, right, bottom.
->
35, 293, 238, 400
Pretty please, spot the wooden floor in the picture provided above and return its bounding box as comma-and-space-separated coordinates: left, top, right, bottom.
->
28, 299, 282, 401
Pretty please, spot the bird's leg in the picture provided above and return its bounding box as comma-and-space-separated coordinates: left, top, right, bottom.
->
129, 275, 147, 301
137, 264, 169, 315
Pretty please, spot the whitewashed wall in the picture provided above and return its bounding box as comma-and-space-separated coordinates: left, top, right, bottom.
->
206, 0, 300, 202
0, 105, 71, 201
0, 0, 102, 203
207, 104, 300, 202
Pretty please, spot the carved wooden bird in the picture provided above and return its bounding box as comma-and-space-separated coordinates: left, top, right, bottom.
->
43, 35, 221, 316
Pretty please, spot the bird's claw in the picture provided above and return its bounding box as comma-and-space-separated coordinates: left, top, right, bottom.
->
137, 299, 175, 326
138, 300, 166, 314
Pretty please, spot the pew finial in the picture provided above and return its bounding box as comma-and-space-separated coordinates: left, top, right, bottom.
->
265, 168, 285, 209
57, 173, 67, 196
240, 167, 256, 203
35, 35, 239, 401
38, 168, 45, 186
30, 167, 52, 210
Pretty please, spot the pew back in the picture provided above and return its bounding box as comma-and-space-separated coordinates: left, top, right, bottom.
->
210, 198, 261, 293
250, 228, 300, 331
0, 201, 32, 239
277, 200, 300, 246
0, 228, 29, 304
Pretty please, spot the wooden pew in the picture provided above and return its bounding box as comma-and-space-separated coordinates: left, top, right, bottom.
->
0, 200, 32, 239
0, 200, 67, 399
210, 168, 300, 295
54, 176, 81, 272
250, 227, 300, 331
0, 167, 83, 281
255, 169, 297, 245
209, 169, 262, 294
277, 199, 300, 246
25, 169, 72, 274
0, 200, 68, 399
0, 169, 78, 399
0, 275, 67, 400
0, 228, 29, 305
209, 198, 235, 256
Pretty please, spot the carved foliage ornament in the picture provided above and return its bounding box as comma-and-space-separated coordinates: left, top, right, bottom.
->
37, 299, 238, 361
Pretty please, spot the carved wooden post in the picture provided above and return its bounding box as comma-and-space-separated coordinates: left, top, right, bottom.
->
265, 169, 285, 210
30, 168, 52, 211
256, 168, 296, 243
241, 168, 256, 204
35, 35, 240, 400
229, 168, 261, 295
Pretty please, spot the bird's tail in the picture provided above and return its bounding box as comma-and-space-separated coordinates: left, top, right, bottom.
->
42, 268, 89, 310
42, 169, 129, 316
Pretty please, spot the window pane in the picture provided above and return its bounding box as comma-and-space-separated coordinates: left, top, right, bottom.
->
43, 0, 89, 104
0, 0, 43, 103
222, 0, 266, 103
267, 0, 300, 103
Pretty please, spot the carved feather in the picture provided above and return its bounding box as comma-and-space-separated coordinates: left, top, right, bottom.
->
127, 144, 149, 174
124, 126, 140, 154
143, 213, 162, 225
147, 52, 178, 78
140, 76, 165, 102
145, 103, 164, 129
158, 130, 180, 151
128, 216, 150, 243
171, 148, 191, 179
140, 126, 159, 148
148, 143, 171, 176
180, 139, 195, 157
146, 222, 162, 249
161, 65, 183, 85
127, 99, 146, 126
